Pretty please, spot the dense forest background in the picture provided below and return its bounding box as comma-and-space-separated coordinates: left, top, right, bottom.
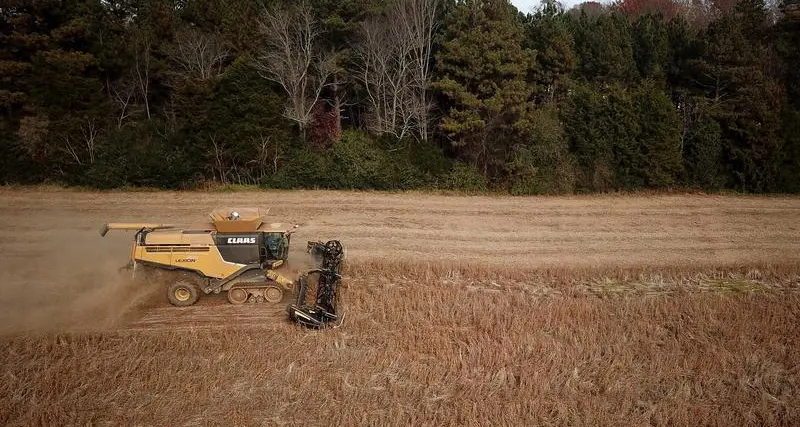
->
2, 0, 799, 192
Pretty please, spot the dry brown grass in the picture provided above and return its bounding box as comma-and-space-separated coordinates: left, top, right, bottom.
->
344, 257, 800, 285
2, 282, 799, 426
0, 189, 799, 425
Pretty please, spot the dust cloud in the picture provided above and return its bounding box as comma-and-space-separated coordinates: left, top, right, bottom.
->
0, 230, 158, 334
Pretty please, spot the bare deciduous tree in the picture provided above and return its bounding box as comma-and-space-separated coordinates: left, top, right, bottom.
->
395, 0, 439, 140
246, 133, 282, 182
108, 77, 136, 128
355, 17, 414, 138
354, 0, 439, 141
60, 118, 100, 166
168, 28, 230, 80
133, 36, 152, 120
255, 2, 334, 139
81, 118, 100, 164
62, 135, 82, 166
677, 93, 698, 154
208, 135, 230, 184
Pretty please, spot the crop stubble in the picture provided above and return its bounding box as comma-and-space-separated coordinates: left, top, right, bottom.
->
0, 188, 799, 426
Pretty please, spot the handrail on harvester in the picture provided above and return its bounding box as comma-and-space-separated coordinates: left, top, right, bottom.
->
99, 223, 175, 237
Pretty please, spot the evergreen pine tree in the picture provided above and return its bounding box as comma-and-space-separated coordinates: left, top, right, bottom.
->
434, 0, 535, 179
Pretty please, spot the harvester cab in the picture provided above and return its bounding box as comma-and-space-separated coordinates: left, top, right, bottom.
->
207, 208, 293, 269
100, 207, 344, 328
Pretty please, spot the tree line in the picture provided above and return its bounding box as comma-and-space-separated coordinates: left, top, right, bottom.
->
1, 0, 799, 193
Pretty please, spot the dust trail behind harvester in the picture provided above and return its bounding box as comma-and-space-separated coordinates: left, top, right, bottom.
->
0, 230, 160, 334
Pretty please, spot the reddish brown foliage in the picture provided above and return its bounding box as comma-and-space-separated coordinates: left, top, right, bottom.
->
615, 0, 682, 19
308, 101, 341, 150
575, 1, 609, 17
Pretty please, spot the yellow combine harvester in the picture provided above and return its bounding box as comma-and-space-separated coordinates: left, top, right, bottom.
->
100, 207, 344, 327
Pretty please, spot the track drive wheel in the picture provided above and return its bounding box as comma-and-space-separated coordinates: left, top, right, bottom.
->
168, 280, 200, 307
264, 286, 283, 303
228, 288, 248, 305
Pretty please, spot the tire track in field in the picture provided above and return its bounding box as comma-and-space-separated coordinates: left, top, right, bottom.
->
1, 189, 799, 334
120, 294, 291, 331
117, 275, 800, 332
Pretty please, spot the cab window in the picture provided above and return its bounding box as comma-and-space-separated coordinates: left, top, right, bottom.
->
264, 233, 289, 260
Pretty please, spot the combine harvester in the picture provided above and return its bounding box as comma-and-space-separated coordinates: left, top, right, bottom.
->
100, 208, 344, 328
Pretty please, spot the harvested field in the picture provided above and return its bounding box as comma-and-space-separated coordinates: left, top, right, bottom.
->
1, 188, 799, 426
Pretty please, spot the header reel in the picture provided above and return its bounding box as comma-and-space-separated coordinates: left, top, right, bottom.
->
287, 240, 345, 328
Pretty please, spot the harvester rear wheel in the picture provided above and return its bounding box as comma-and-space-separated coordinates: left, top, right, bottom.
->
168, 281, 200, 307
228, 288, 248, 305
